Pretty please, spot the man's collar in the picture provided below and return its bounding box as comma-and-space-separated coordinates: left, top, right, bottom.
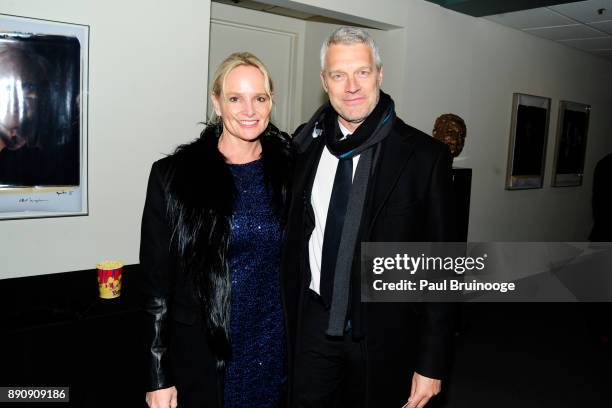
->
337, 120, 351, 139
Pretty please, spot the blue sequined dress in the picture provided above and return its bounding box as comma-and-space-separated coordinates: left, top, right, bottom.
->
224, 158, 285, 408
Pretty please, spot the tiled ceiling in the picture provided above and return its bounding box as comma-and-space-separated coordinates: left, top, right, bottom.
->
485, 0, 612, 60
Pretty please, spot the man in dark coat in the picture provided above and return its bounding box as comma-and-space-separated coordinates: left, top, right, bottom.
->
280, 27, 456, 408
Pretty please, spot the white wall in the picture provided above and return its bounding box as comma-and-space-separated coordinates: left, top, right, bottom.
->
0, 0, 211, 279
301, 21, 331, 122
397, 0, 612, 241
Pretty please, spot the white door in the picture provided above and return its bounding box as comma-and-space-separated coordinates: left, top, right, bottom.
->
208, 2, 305, 133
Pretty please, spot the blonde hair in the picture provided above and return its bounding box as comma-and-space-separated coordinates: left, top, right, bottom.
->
209, 52, 274, 124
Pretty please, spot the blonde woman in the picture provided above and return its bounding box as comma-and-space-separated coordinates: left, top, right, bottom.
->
141, 52, 293, 408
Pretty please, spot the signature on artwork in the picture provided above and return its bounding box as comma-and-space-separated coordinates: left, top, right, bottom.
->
18, 198, 50, 204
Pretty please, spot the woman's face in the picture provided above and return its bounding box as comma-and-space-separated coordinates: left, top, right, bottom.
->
213, 65, 271, 144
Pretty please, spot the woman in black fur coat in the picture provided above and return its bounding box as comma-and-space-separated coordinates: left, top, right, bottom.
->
141, 52, 293, 408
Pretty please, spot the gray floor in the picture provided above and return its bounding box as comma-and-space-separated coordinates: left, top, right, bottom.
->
437, 304, 612, 408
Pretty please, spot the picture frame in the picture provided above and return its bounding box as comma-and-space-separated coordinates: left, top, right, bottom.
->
551, 101, 590, 187
505, 93, 551, 190
0, 14, 89, 220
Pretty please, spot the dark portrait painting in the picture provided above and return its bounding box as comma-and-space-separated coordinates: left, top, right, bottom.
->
552, 101, 590, 187
0, 34, 80, 187
512, 105, 548, 176
557, 110, 587, 173
506, 94, 550, 189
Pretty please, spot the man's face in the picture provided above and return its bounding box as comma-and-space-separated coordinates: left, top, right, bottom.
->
0, 50, 42, 151
321, 43, 383, 133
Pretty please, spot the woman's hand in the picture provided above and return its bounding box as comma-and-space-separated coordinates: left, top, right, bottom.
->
146, 386, 178, 408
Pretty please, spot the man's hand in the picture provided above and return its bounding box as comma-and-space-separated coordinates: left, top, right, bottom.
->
146, 386, 178, 408
403, 372, 441, 408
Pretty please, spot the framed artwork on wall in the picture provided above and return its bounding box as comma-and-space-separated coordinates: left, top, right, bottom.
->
551, 101, 590, 187
0, 14, 89, 220
505, 93, 551, 190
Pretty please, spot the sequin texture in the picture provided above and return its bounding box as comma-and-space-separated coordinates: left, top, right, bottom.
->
224, 158, 285, 408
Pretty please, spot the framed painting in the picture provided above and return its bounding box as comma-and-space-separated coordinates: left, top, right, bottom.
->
551, 101, 590, 187
506, 93, 551, 190
0, 14, 89, 220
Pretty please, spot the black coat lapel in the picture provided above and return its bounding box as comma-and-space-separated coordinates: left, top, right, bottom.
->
299, 135, 325, 231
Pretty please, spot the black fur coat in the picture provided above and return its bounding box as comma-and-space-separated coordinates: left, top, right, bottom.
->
140, 122, 293, 391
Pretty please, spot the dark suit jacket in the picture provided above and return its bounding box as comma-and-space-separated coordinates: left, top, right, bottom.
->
280, 116, 456, 407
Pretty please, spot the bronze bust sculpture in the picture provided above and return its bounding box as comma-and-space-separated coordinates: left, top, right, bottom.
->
433, 113, 466, 158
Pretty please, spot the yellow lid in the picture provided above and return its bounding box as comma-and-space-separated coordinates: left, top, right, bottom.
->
96, 260, 123, 270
